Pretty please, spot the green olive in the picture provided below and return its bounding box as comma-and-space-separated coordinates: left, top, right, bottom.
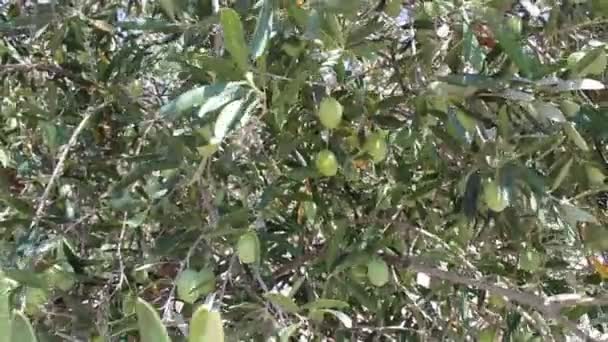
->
349, 264, 368, 283
483, 180, 509, 212
488, 294, 507, 309
366, 258, 389, 287
506, 16, 522, 36
176, 269, 202, 304
478, 327, 498, 342
363, 133, 388, 163
44, 263, 75, 291
237, 232, 260, 264
315, 150, 338, 177
560, 100, 580, 117
196, 268, 216, 295
318, 97, 343, 129
586, 165, 606, 186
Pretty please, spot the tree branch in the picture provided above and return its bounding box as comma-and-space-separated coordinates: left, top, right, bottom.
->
28, 103, 105, 232
384, 255, 598, 342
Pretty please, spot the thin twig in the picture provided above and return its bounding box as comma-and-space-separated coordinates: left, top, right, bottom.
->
253, 267, 287, 326
217, 254, 238, 307
161, 232, 207, 320
0, 63, 97, 88
109, 213, 130, 300
29, 104, 104, 232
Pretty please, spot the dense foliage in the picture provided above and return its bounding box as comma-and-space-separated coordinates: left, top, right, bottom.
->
2, 0, 608, 340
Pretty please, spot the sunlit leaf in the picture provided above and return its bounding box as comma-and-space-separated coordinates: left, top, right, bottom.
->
220, 8, 250, 71
135, 298, 170, 342
161, 83, 242, 121
250, 0, 274, 59
212, 98, 246, 144
0, 278, 10, 342
189, 306, 224, 342
10, 311, 37, 342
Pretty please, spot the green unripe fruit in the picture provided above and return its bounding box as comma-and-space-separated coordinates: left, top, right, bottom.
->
478, 327, 498, 342
349, 264, 368, 283
176, 269, 203, 304
363, 133, 388, 163
506, 16, 522, 36
366, 258, 389, 287
315, 150, 338, 177
196, 268, 216, 295
483, 180, 509, 212
560, 100, 580, 117
586, 165, 606, 185
318, 97, 343, 129
488, 294, 507, 309
518, 249, 543, 272
44, 263, 76, 291
237, 232, 260, 264
24, 287, 48, 316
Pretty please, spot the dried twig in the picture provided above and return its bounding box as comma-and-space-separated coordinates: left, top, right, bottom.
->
0, 63, 97, 88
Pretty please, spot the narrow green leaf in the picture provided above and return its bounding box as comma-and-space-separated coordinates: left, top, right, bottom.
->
301, 299, 350, 311
11, 311, 37, 342
264, 293, 300, 313
570, 48, 606, 76
189, 306, 224, 342
490, 20, 539, 78
279, 323, 301, 342
220, 9, 250, 71
551, 157, 573, 191
552, 79, 605, 92
346, 19, 382, 48
317, 309, 352, 328
115, 19, 185, 33
135, 298, 170, 342
197, 83, 243, 119
160, 83, 241, 121
250, 0, 274, 59
0, 277, 11, 342
560, 203, 598, 227
3, 269, 46, 289
212, 98, 246, 144
532, 101, 566, 123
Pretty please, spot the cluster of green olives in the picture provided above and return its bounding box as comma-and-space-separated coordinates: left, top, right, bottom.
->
314, 97, 388, 177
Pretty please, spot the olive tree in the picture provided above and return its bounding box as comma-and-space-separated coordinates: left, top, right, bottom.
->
1, 0, 608, 341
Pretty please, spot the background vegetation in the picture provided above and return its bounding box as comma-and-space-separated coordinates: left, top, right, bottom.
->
2, 0, 608, 340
